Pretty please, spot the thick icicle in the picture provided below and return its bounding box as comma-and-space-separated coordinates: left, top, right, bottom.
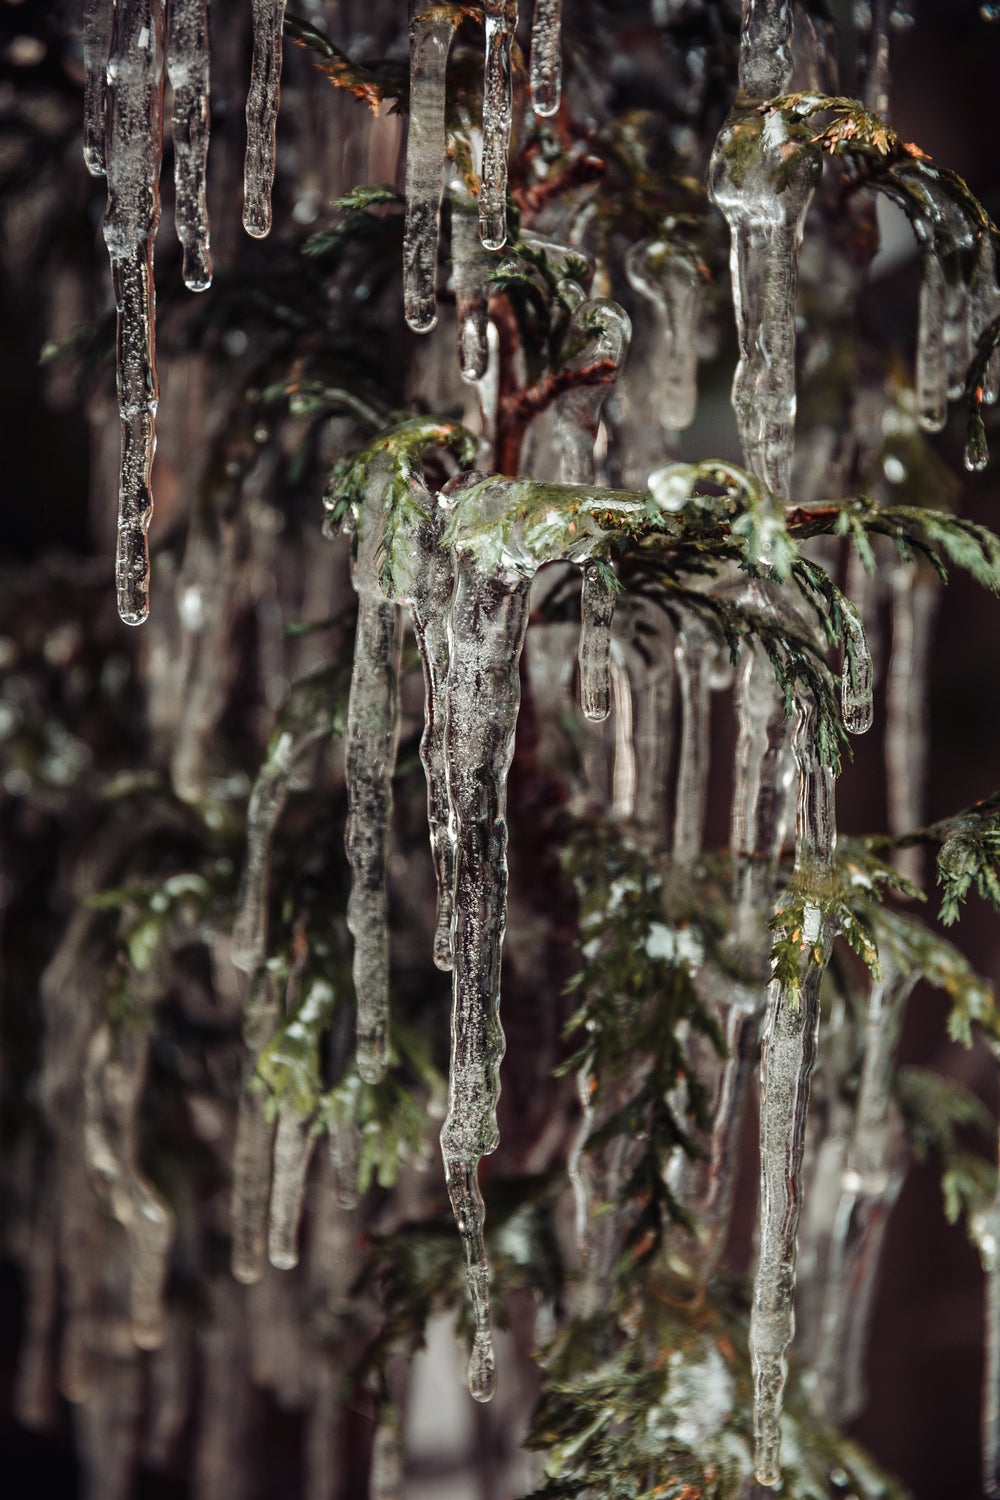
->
672, 615, 713, 861
166, 0, 212, 291
751, 688, 837, 1488
450, 182, 493, 382
243, 0, 287, 238
578, 565, 615, 722
103, 0, 166, 625
268, 1103, 317, 1270
624, 238, 704, 432
840, 595, 874, 735
812, 961, 916, 1422
346, 591, 401, 1084
404, 5, 458, 332
479, 1, 518, 251
974, 1155, 1000, 1500
709, 105, 819, 498
83, 0, 114, 176
439, 540, 532, 1401
738, 0, 794, 101
529, 0, 561, 117
83, 1023, 175, 1351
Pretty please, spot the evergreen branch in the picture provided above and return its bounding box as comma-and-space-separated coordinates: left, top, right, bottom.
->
284, 13, 406, 112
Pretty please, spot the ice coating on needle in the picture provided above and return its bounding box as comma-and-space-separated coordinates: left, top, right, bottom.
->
578, 565, 615, 722
530, 0, 561, 117
480, 0, 518, 250
450, 183, 494, 382
244, 0, 286, 237
83, 1023, 175, 1351
839, 595, 874, 734
268, 1104, 317, 1270
751, 689, 837, 1488
83, 0, 113, 177
709, 107, 819, 499
812, 961, 916, 1422
404, 4, 458, 332
624, 238, 704, 432
166, 0, 212, 291
738, 0, 794, 102
103, 0, 166, 626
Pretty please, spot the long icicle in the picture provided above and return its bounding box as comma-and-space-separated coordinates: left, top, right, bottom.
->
479, 0, 518, 251
103, 0, 166, 626
529, 0, 561, 117
974, 1138, 1000, 1500
672, 615, 713, 862
450, 181, 493, 383
751, 688, 837, 1487
244, 0, 287, 237
404, 4, 459, 332
166, 0, 212, 291
83, 0, 114, 177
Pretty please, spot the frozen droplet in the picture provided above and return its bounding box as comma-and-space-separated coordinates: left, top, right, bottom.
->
479, 1, 518, 250
244, 0, 287, 238
403, 4, 458, 332
578, 565, 615, 721
167, 0, 212, 291
530, 0, 561, 117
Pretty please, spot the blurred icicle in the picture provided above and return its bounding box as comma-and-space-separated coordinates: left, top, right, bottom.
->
167, 0, 212, 291
840, 595, 874, 735
404, 4, 459, 332
83, 0, 113, 176
530, 0, 561, 117
480, 0, 518, 250
624, 238, 704, 433
231, 970, 280, 1284
856, 0, 891, 118
450, 181, 494, 382
83, 1020, 175, 1351
268, 1104, 317, 1270
969, 233, 1000, 405
145, 1330, 192, 1469
12, 1185, 59, 1430
672, 615, 713, 862
244, 0, 287, 237
103, 0, 166, 625
739, 0, 794, 100
812, 960, 917, 1422
370, 1403, 404, 1500
549, 299, 631, 484
578, 564, 615, 722
974, 1153, 1000, 1500
751, 687, 837, 1488
886, 564, 937, 883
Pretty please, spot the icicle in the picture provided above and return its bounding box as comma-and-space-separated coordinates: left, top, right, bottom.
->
268, 1104, 317, 1270
329, 1116, 360, 1208
231, 970, 280, 1283
346, 592, 402, 1083
12, 1187, 58, 1430
625, 610, 676, 836
479, 0, 518, 251
886, 564, 937, 884
244, 0, 287, 237
856, 0, 891, 119
439, 544, 532, 1401
166, 0, 212, 291
840, 595, 874, 735
145, 1332, 191, 1469
550, 299, 631, 484
974, 1165, 1000, 1500
812, 961, 916, 1423
738, 0, 794, 102
709, 105, 819, 498
404, 4, 458, 332
751, 689, 837, 1488
450, 182, 493, 382
731, 636, 795, 951
103, 0, 166, 625
672, 615, 713, 862
83, 0, 114, 176
969, 232, 1000, 406
83, 1023, 175, 1350
530, 0, 561, 117
578, 565, 615, 722
624, 238, 704, 432
370, 1403, 404, 1500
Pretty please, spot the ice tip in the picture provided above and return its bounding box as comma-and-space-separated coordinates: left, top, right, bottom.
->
468, 1333, 496, 1402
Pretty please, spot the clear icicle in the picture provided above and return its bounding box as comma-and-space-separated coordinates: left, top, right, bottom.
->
840, 595, 874, 735
244, 0, 287, 238
346, 592, 402, 1084
916, 250, 949, 433
440, 549, 532, 1401
812, 961, 916, 1423
404, 4, 458, 332
268, 1103, 317, 1270
886, 564, 937, 884
709, 106, 818, 498
83, 1023, 175, 1351
672, 615, 713, 862
550, 299, 632, 485
969, 232, 1000, 405
974, 1159, 1000, 1500
751, 689, 837, 1488
450, 182, 493, 382
103, 0, 166, 625
479, 0, 518, 251
530, 0, 561, 117
83, 0, 114, 176
738, 0, 794, 101
166, 0, 212, 291
624, 238, 704, 432
578, 565, 615, 722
